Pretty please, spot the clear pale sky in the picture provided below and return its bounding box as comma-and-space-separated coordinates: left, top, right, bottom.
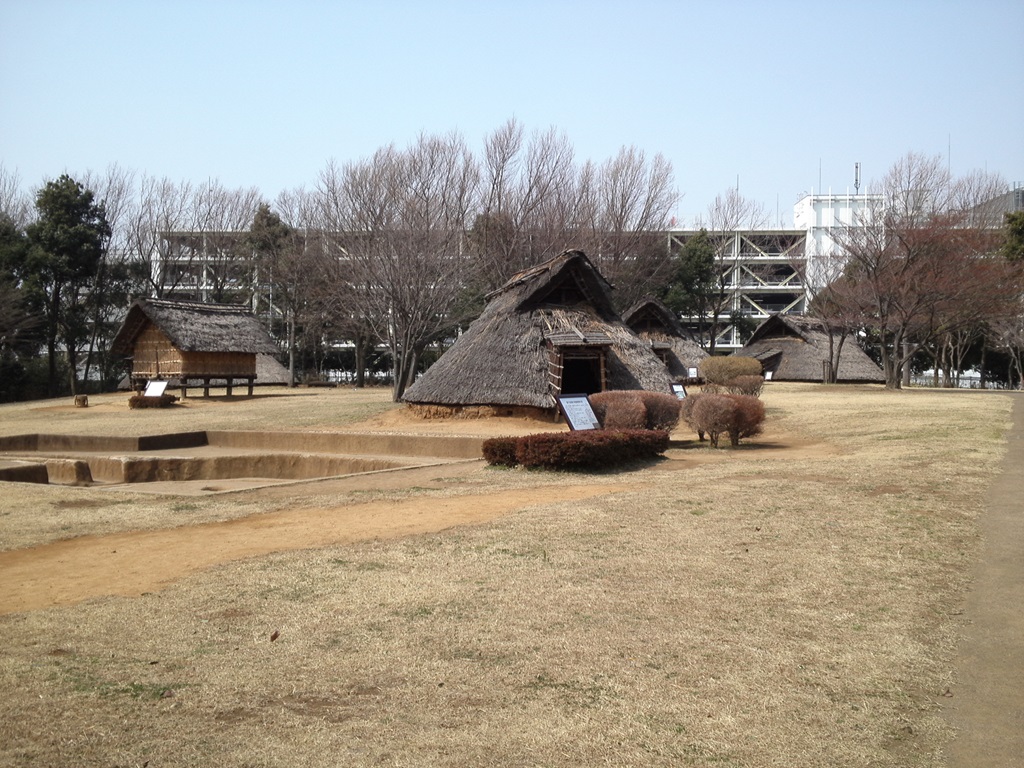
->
2, 0, 1022, 227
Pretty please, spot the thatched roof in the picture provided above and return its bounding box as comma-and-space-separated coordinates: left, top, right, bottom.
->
735, 314, 884, 383
111, 298, 279, 356
403, 250, 673, 409
621, 297, 708, 378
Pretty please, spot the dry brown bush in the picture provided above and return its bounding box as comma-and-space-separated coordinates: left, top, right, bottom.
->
679, 393, 705, 440
723, 393, 766, 445
589, 390, 647, 430
699, 356, 762, 386
636, 391, 682, 431
723, 374, 764, 397
689, 392, 735, 447
589, 391, 681, 431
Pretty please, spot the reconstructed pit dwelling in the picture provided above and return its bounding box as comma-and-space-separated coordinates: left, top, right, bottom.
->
0, 431, 485, 494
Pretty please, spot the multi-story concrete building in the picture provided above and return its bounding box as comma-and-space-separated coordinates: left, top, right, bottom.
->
666, 228, 808, 351
153, 229, 259, 306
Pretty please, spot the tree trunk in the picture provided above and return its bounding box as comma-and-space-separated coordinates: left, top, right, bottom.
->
355, 335, 367, 389
287, 309, 296, 388
66, 343, 78, 397
941, 343, 952, 388
825, 332, 836, 384
390, 337, 423, 402
880, 339, 900, 389
47, 286, 61, 398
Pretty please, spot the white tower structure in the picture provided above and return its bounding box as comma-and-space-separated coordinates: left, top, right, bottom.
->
793, 189, 880, 292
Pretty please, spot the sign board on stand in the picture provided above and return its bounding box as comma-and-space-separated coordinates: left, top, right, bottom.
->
556, 394, 601, 431
144, 380, 168, 397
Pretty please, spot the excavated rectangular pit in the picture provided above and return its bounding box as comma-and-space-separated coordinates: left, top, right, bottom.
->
0, 431, 483, 491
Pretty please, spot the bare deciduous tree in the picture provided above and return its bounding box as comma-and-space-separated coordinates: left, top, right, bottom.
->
248, 189, 326, 387
316, 133, 481, 400
471, 120, 579, 288
0, 164, 33, 229
831, 153, 1011, 388
585, 146, 678, 309
472, 121, 679, 311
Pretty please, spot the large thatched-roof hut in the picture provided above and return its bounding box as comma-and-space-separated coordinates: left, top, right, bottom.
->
111, 299, 279, 396
403, 250, 673, 416
735, 313, 884, 383
622, 297, 707, 381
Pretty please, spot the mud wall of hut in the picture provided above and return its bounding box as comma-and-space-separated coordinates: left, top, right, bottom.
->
179, 351, 256, 377
131, 326, 256, 379
131, 327, 184, 378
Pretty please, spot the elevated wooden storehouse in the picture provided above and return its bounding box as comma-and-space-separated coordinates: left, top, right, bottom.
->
111, 299, 279, 396
735, 313, 884, 383
403, 250, 673, 416
622, 297, 707, 381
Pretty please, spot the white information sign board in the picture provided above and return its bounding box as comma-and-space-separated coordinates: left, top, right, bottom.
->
556, 395, 601, 431
144, 380, 168, 397
671, 383, 687, 399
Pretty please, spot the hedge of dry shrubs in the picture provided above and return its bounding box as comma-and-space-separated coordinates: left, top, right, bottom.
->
588, 390, 681, 431
483, 429, 670, 470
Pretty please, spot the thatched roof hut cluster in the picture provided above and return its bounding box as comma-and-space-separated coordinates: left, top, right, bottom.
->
621, 298, 707, 380
735, 314, 884, 383
111, 255, 884, 407
403, 251, 673, 413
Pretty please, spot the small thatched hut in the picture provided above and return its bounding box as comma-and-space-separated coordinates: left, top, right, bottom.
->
111, 298, 279, 396
622, 297, 707, 381
735, 313, 884, 383
403, 250, 673, 416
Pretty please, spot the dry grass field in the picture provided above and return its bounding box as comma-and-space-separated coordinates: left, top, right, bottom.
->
0, 383, 1013, 767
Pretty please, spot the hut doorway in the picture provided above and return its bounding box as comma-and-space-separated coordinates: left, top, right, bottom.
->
556, 348, 606, 395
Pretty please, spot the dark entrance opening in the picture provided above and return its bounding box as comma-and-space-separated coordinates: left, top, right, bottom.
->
561, 353, 603, 395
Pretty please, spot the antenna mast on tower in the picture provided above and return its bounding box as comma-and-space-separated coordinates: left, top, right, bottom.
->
855, 162, 861, 194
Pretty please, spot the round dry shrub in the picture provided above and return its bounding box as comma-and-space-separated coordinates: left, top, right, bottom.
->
725, 374, 764, 397
679, 393, 706, 440
690, 393, 736, 448
723, 394, 765, 445
699, 356, 762, 386
589, 390, 647, 430
637, 391, 682, 431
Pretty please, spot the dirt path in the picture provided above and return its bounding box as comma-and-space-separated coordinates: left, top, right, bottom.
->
943, 392, 1024, 767
0, 482, 629, 615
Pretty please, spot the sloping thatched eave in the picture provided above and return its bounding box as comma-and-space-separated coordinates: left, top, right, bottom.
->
112, 299, 278, 356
